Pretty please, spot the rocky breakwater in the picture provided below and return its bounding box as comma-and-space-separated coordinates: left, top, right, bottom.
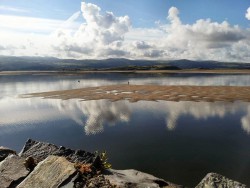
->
0, 139, 247, 188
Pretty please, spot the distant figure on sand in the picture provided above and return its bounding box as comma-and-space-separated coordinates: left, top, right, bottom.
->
78, 80, 80, 83
128, 81, 129, 85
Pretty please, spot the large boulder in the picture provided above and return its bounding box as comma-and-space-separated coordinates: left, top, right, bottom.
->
0, 146, 17, 162
19, 139, 101, 167
0, 155, 30, 188
17, 155, 76, 188
195, 173, 247, 188
104, 169, 184, 188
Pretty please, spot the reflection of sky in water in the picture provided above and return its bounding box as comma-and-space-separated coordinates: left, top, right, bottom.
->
1, 98, 250, 136
1, 73, 250, 98
1, 73, 250, 186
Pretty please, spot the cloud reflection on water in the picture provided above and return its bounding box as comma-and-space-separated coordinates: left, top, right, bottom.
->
0, 97, 250, 136
38, 99, 250, 135
77, 100, 130, 135
241, 106, 250, 134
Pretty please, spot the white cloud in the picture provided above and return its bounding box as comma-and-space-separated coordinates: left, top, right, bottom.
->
167, 7, 181, 26
153, 7, 248, 61
125, 28, 164, 42
50, 2, 131, 58
79, 2, 130, 47
246, 7, 250, 20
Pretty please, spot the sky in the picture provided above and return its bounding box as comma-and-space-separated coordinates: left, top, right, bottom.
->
0, 0, 250, 62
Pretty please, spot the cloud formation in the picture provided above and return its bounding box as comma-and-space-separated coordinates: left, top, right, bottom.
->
51, 2, 131, 58
246, 7, 250, 20
0, 3, 250, 62
128, 6, 250, 61
155, 6, 248, 61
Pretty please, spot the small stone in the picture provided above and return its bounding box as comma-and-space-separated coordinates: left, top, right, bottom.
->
17, 155, 77, 188
0, 155, 30, 188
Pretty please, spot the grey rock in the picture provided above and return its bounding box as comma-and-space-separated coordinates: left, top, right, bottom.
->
195, 173, 247, 188
19, 139, 58, 162
19, 139, 101, 167
0, 146, 17, 162
17, 155, 76, 188
104, 169, 183, 188
0, 155, 30, 188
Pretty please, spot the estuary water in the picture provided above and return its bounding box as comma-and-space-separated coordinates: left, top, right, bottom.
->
1, 73, 250, 186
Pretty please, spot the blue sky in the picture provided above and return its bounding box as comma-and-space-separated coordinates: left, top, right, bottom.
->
0, 0, 250, 61
1, 0, 249, 27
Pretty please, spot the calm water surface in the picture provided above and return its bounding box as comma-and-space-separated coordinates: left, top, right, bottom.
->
1, 73, 250, 186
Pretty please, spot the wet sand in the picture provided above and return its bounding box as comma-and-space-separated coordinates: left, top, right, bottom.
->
21, 84, 250, 103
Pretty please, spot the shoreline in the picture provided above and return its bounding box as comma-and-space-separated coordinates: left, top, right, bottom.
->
1, 69, 250, 75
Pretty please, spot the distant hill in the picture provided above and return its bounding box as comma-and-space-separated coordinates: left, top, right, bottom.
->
0, 56, 250, 71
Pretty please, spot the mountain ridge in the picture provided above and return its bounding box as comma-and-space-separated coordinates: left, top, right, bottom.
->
0, 56, 249, 71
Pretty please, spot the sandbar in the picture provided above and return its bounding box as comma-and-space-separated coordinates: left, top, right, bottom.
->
21, 84, 250, 103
